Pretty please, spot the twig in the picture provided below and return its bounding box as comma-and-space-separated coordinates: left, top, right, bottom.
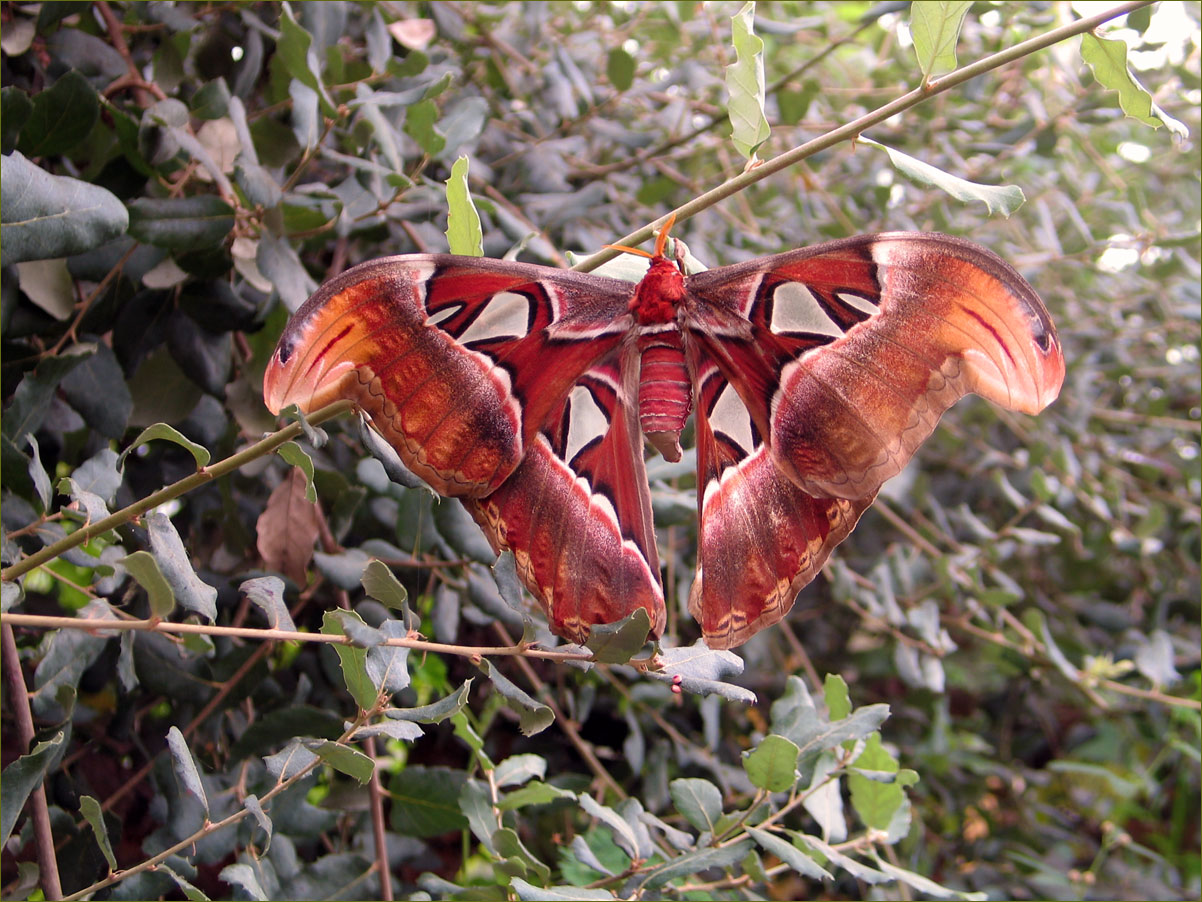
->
1, 623, 63, 900
0, 612, 596, 663
0, 399, 356, 584
573, 0, 1154, 270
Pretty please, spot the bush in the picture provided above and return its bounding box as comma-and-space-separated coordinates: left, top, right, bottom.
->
2, 3, 1198, 900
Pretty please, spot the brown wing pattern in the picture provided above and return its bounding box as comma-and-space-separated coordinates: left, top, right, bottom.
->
682, 233, 1064, 647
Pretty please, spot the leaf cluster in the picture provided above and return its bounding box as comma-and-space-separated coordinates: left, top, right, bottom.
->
1, 3, 1198, 900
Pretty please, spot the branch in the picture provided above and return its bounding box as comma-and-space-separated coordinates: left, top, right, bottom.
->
574, 0, 1154, 269
0, 400, 355, 584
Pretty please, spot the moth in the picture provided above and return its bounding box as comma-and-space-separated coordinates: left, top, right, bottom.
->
263, 227, 1064, 649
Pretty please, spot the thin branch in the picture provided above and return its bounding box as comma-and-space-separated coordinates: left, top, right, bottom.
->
1, 623, 62, 900
573, 0, 1153, 270
0, 612, 599, 663
0, 399, 356, 584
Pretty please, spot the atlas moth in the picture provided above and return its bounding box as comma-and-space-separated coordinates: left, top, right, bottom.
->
263, 219, 1063, 649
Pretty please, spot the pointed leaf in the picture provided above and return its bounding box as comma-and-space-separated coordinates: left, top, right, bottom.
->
25, 434, 51, 512
387, 679, 472, 724
745, 826, 833, 880
862, 137, 1025, 216
123, 550, 176, 618
361, 559, 410, 611
321, 610, 378, 709
445, 155, 482, 256
585, 607, 651, 663
303, 739, 374, 784
639, 840, 752, 890
647, 641, 757, 702
1081, 32, 1188, 136
478, 659, 553, 736
0, 731, 65, 846
240, 575, 296, 631
166, 726, 209, 818
670, 777, 723, 833
580, 793, 641, 861
146, 511, 218, 621
275, 442, 316, 502
79, 795, 117, 871
910, 2, 971, 78
726, 2, 770, 158
873, 852, 987, 898
510, 878, 617, 901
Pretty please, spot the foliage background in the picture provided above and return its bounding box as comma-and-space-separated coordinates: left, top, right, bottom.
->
1, 1, 1199, 900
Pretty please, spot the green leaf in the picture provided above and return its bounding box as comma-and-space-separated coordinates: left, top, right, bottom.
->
823, 673, 851, 722
494, 753, 547, 788
495, 826, 552, 882
2, 86, 33, 153
745, 826, 833, 880
459, 778, 499, 853
670, 777, 723, 833
361, 559, 409, 611
606, 47, 636, 91
0, 152, 129, 266
146, 512, 218, 621
510, 877, 616, 901
126, 196, 235, 252
118, 423, 211, 470
79, 795, 117, 871
725, 2, 770, 158
795, 832, 890, 883
444, 155, 482, 256
303, 739, 375, 783
1081, 33, 1188, 137
387, 679, 473, 724
277, 2, 336, 116
240, 575, 296, 631
498, 780, 576, 811
848, 733, 907, 830
123, 549, 176, 618
0, 732, 65, 847
585, 607, 651, 663
910, 1, 971, 79
869, 854, 987, 900
161, 863, 212, 901
16, 69, 99, 157
478, 659, 553, 736
190, 78, 232, 120
639, 840, 753, 890
861, 137, 1026, 217
579, 794, 642, 861
405, 98, 446, 156
744, 734, 800, 792
277, 442, 317, 502
321, 610, 379, 709
166, 726, 209, 817
389, 765, 469, 836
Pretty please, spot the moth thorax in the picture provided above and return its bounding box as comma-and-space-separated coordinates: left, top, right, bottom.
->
637, 331, 691, 462
631, 258, 686, 324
